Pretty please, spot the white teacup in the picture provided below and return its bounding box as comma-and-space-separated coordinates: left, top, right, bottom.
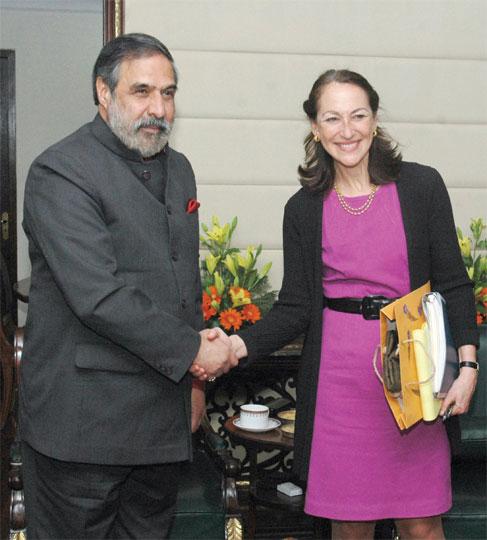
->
239, 404, 269, 429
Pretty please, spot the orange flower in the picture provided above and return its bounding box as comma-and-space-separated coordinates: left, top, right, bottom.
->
203, 304, 217, 321
208, 285, 222, 304
202, 291, 212, 308
481, 287, 487, 307
476, 312, 485, 325
202, 288, 221, 321
219, 308, 243, 331
230, 286, 251, 298
241, 303, 261, 324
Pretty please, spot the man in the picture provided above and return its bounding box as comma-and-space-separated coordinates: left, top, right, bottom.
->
20, 33, 236, 539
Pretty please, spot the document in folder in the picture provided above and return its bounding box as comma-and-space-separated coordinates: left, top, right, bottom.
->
412, 324, 441, 421
422, 292, 459, 398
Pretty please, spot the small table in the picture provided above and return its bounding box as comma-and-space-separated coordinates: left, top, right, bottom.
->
224, 416, 308, 538
224, 415, 295, 483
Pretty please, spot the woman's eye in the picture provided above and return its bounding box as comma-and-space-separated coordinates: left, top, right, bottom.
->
324, 117, 338, 123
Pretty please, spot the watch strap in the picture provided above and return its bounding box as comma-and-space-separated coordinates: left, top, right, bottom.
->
459, 361, 479, 371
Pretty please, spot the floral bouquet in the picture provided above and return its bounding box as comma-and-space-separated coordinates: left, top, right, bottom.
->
457, 217, 487, 325
200, 216, 277, 332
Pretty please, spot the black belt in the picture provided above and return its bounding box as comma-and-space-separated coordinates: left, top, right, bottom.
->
323, 295, 396, 320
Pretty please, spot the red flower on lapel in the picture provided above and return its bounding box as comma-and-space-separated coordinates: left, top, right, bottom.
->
186, 198, 200, 214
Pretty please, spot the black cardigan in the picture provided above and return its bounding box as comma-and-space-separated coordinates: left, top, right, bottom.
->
239, 161, 478, 482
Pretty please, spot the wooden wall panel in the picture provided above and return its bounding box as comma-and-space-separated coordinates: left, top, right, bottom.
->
125, 0, 487, 289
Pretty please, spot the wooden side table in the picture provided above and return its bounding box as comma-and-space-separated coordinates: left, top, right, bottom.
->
224, 416, 324, 538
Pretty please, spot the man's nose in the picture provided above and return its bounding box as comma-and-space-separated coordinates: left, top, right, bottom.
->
148, 94, 165, 118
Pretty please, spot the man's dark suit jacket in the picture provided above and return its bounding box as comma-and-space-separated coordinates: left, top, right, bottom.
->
21, 114, 203, 465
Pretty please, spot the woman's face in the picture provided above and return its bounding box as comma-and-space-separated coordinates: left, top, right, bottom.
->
312, 82, 377, 173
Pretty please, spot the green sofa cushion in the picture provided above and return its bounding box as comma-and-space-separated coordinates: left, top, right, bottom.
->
169, 447, 225, 539
443, 459, 487, 539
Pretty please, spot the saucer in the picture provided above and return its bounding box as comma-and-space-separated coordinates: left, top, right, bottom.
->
277, 409, 296, 422
280, 423, 295, 438
233, 417, 281, 433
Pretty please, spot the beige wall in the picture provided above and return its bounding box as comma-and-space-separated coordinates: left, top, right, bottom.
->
127, 0, 487, 290
0, 1, 102, 321
1, 0, 486, 309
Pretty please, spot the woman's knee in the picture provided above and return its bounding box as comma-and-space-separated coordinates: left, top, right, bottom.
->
331, 520, 375, 540
395, 516, 444, 540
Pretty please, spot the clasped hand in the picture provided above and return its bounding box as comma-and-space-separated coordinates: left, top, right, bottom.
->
189, 328, 239, 381
190, 330, 248, 381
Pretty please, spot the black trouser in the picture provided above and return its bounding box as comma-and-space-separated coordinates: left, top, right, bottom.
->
22, 442, 181, 539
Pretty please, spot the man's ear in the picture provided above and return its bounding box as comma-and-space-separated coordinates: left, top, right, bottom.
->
96, 76, 112, 110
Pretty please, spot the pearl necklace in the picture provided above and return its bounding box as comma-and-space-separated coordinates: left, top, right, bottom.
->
334, 184, 378, 215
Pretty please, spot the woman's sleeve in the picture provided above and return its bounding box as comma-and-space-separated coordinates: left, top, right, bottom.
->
427, 169, 479, 348
238, 200, 313, 360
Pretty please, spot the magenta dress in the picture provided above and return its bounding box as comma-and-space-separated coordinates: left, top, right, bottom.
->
304, 183, 451, 520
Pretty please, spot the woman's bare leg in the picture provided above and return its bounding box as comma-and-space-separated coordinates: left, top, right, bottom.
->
395, 516, 444, 540
331, 520, 375, 540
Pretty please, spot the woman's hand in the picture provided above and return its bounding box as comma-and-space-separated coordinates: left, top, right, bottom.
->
440, 344, 478, 417
229, 334, 248, 359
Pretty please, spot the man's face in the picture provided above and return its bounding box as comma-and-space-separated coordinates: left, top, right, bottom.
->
97, 53, 177, 158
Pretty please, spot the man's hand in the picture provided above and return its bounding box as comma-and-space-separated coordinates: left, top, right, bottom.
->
191, 380, 206, 432
191, 328, 238, 380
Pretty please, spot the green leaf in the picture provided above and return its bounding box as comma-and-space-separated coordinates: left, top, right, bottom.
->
230, 216, 238, 235
259, 261, 272, 278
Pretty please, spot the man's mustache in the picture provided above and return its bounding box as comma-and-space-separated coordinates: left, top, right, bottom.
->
135, 117, 172, 135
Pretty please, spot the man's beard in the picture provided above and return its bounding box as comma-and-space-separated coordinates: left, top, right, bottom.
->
107, 99, 172, 158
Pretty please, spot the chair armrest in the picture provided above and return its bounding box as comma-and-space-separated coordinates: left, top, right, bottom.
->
199, 416, 241, 478
195, 415, 242, 523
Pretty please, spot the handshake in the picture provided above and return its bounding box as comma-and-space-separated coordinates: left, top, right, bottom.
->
189, 328, 248, 382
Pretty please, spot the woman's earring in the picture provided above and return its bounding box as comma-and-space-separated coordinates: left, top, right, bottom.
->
373, 129, 378, 137
313, 134, 320, 142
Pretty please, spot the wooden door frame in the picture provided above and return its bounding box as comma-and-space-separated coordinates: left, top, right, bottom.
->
0, 49, 17, 331
104, 0, 125, 43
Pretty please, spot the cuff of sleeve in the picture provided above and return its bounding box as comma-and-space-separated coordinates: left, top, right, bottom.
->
454, 327, 480, 350
166, 330, 201, 383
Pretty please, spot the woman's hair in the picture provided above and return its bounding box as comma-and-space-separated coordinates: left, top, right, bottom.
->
298, 69, 402, 193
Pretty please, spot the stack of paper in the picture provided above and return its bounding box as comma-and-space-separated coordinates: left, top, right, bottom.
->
422, 292, 459, 398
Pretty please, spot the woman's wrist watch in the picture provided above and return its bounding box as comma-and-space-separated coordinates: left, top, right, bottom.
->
459, 360, 479, 372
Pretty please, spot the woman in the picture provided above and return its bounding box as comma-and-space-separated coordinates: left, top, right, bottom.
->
230, 70, 479, 539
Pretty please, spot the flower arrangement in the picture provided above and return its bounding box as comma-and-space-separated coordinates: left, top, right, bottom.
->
200, 216, 277, 332
457, 217, 487, 325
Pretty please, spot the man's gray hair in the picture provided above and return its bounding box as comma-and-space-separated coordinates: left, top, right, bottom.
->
92, 33, 177, 105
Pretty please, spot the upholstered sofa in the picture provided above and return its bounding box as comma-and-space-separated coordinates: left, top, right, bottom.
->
443, 327, 487, 539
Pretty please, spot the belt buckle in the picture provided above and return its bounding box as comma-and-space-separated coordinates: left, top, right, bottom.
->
361, 296, 386, 320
